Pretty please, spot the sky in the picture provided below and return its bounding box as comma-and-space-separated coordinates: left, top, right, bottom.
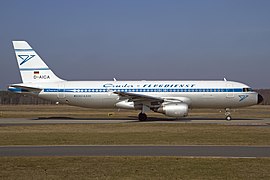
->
0, 0, 270, 89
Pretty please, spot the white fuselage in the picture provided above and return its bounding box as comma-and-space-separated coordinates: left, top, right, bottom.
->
10, 41, 263, 120
16, 80, 258, 109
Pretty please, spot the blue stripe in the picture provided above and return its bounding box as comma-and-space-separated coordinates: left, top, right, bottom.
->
15, 49, 34, 52
20, 68, 50, 71
44, 88, 243, 93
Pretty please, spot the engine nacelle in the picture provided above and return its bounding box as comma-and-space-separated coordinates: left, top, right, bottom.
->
157, 103, 188, 117
115, 100, 135, 109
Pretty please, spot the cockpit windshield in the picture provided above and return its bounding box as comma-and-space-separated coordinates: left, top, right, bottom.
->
243, 88, 253, 92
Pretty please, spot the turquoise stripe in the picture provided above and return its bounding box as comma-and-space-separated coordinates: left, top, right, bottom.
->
20, 68, 50, 71
15, 49, 34, 52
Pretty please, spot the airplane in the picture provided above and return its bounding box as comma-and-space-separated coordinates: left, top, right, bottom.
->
8, 41, 263, 121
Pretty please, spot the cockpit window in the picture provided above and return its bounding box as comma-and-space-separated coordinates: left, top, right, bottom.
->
243, 88, 253, 92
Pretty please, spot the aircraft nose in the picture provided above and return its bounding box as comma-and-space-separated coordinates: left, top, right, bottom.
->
257, 94, 264, 104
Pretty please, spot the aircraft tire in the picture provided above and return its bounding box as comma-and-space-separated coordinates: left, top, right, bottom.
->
138, 113, 147, 121
226, 115, 232, 121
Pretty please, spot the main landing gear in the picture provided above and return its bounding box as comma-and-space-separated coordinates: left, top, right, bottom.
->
225, 108, 232, 121
138, 105, 150, 121
138, 112, 147, 121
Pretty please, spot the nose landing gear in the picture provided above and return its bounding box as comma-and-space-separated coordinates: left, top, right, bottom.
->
225, 108, 232, 121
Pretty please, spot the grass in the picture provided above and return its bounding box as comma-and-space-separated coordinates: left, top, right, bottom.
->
0, 123, 269, 145
0, 156, 269, 179
0, 105, 270, 146
0, 105, 270, 179
0, 105, 127, 119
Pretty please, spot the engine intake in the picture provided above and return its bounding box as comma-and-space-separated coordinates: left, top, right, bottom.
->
157, 103, 188, 117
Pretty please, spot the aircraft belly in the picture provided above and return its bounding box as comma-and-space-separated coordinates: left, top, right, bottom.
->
39, 91, 257, 110
38, 92, 59, 102
65, 93, 118, 108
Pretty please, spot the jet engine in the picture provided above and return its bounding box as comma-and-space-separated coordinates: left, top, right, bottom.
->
157, 103, 188, 117
115, 100, 135, 109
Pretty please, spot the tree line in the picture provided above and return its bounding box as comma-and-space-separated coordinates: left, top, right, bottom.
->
0, 91, 54, 105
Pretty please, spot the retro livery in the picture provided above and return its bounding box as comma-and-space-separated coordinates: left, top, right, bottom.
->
8, 41, 263, 121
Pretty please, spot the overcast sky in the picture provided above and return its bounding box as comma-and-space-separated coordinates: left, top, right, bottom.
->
0, 0, 270, 89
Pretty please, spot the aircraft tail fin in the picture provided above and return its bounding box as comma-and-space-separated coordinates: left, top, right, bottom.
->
12, 41, 63, 83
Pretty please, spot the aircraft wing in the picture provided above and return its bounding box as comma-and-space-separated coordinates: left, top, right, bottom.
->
113, 91, 163, 102
113, 91, 191, 107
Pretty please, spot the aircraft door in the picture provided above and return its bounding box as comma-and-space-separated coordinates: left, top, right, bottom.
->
57, 82, 66, 99
226, 83, 234, 98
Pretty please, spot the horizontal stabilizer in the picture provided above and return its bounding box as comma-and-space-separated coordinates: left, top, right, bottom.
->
8, 85, 42, 93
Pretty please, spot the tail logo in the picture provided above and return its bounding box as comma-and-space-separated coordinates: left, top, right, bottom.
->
18, 55, 35, 65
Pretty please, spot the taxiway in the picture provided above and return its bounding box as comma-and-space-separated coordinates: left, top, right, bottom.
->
0, 145, 269, 157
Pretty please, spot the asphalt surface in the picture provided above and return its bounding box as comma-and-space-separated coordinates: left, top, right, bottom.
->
0, 118, 269, 158
0, 145, 270, 157
0, 117, 270, 126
